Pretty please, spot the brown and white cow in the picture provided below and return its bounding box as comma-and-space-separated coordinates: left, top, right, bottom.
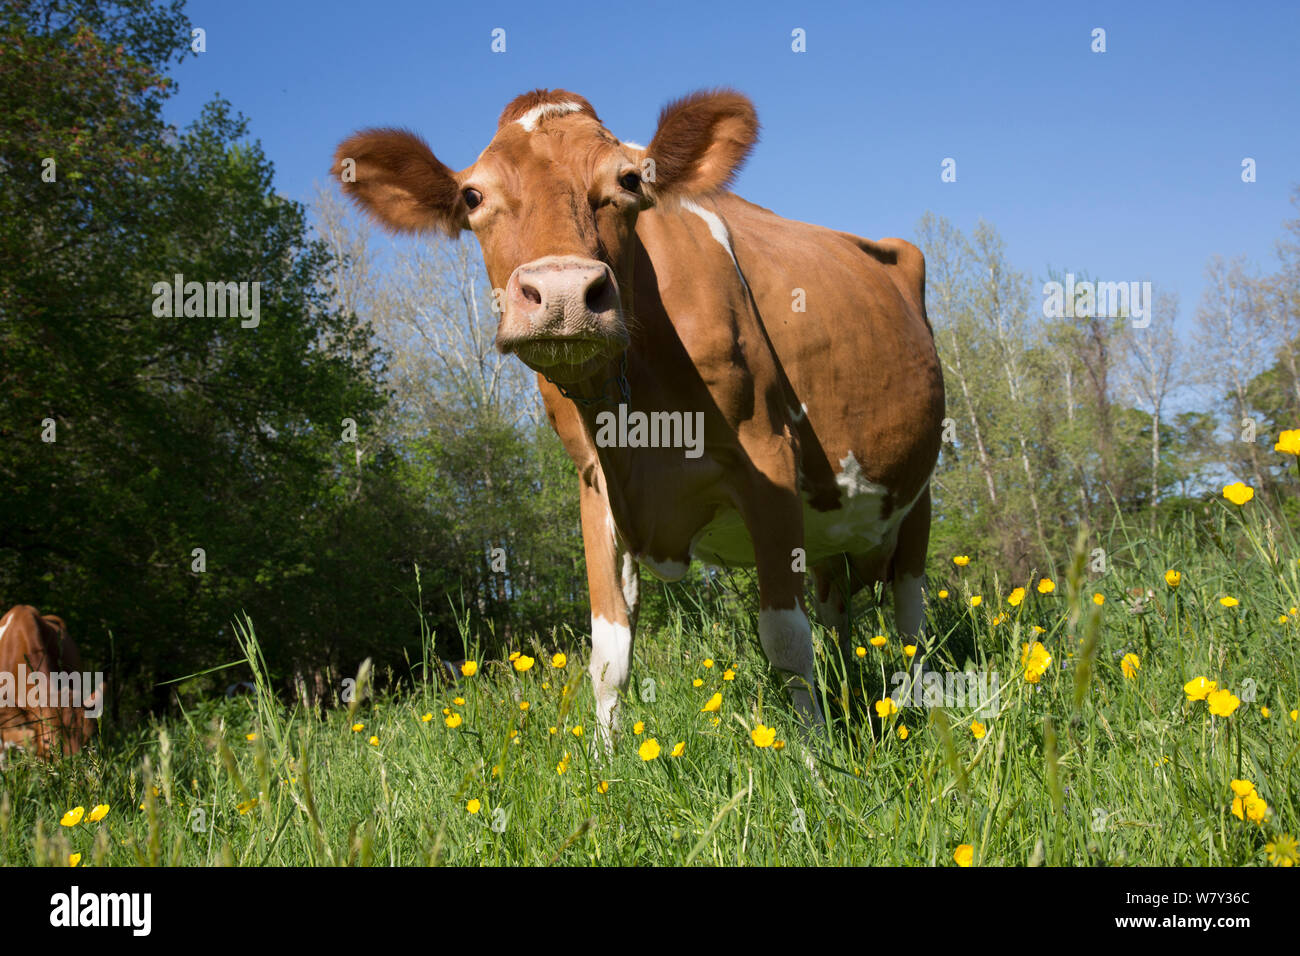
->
335, 89, 944, 748
0, 605, 98, 757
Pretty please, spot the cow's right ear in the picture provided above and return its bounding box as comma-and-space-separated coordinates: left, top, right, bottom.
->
332, 129, 466, 235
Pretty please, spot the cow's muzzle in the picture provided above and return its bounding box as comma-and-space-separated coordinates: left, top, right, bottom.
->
497, 255, 628, 379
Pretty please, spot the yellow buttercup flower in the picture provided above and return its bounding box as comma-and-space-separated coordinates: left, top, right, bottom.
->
903, 644, 917, 659
1230, 779, 1256, 798
68, 853, 82, 867
1261, 706, 1270, 718
969, 595, 982, 608
937, 589, 949, 599
954, 844, 974, 867
1164, 569, 1181, 588
1037, 578, 1055, 594
551, 652, 566, 668
556, 752, 571, 775
1219, 596, 1239, 608
898, 726, 909, 740
855, 646, 866, 658
870, 635, 887, 647
970, 721, 986, 739
1222, 481, 1254, 505
60, 806, 85, 827
1092, 592, 1105, 606
692, 678, 704, 687
236, 798, 258, 814
1184, 676, 1216, 701
1275, 429, 1300, 455
1007, 587, 1026, 607
460, 660, 478, 676
444, 713, 463, 728
519, 701, 530, 711
466, 798, 481, 814
453, 697, 464, 706
723, 669, 735, 680
953, 555, 971, 567
597, 781, 610, 794
670, 742, 685, 757
1265, 833, 1298, 867
508, 651, 520, 661
88, 804, 110, 823
1121, 653, 1140, 680
513, 654, 534, 672
1208, 688, 1241, 717
703, 659, 714, 669
701, 692, 722, 713
369, 735, 379, 746
351, 723, 364, 732
875, 698, 898, 718
1032, 625, 1046, 635
245, 732, 257, 741
1020, 642, 1052, 683
571, 725, 583, 737
633, 720, 645, 735
421, 712, 433, 722
639, 738, 661, 761
751, 724, 777, 747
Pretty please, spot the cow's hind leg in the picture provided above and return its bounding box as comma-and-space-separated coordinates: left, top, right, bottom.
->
742, 487, 824, 732
890, 483, 932, 674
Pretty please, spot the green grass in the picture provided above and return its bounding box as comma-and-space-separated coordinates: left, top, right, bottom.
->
3, 502, 1298, 866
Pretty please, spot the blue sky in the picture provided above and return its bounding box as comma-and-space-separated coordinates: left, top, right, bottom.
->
164, 0, 1300, 322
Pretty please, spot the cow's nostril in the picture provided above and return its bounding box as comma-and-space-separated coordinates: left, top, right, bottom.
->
585, 271, 609, 311
520, 281, 542, 306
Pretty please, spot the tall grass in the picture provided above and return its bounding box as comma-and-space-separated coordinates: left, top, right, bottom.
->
2, 499, 1297, 866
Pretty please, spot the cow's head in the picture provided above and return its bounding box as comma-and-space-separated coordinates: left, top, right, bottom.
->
333, 89, 758, 385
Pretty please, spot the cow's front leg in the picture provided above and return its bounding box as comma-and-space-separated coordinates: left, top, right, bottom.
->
741, 485, 825, 731
579, 473, 638, 753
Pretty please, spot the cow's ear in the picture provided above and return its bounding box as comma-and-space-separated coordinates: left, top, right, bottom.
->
646, 90, 758, 197
332, 129, 466, 235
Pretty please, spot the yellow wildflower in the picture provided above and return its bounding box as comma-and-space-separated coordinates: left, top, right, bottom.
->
1222, 481, 1254, 505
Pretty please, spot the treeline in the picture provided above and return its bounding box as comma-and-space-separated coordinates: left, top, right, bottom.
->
3, 0, 1297, 722
918, 208, 1300, 577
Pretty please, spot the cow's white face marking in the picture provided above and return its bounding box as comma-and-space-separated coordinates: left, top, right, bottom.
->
679, 199, 749, 291
516, 100, 584, 132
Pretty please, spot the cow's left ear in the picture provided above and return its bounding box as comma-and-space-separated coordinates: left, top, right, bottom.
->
646, 89, 758, 197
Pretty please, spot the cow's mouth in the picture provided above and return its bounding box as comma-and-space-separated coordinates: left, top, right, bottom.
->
505, 333, 627, 384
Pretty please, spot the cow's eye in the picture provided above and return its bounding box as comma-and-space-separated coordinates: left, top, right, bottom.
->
463, 188, 483, 210
618, 171, 642, 193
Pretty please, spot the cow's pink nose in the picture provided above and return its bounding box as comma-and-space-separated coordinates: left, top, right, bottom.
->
505, 256, 620, 336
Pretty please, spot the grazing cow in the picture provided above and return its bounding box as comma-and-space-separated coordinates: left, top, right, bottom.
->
334, 89, 944, 748
0, 605, 97, 757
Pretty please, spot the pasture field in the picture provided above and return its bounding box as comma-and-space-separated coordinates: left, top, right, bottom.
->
2, 506, 1297, 867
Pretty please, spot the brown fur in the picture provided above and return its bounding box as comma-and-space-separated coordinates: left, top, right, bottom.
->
333, 90, 944, 742
0, 605, 96, 757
